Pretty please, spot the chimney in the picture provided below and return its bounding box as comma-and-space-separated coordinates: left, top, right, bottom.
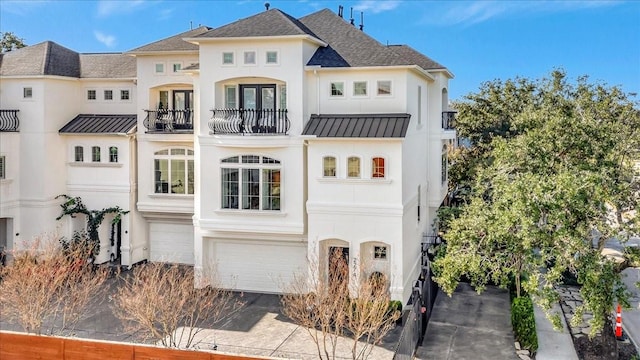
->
264, 2, 270, 11
350, 7, 354, 25
338, 5, 343, 18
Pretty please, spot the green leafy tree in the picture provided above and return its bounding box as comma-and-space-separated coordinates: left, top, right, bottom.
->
433, 70, 639, 354
1, 32, 26, 52
55, 195, 129, 260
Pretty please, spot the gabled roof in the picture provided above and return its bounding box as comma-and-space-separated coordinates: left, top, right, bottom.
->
196, 9, 320, 40
80, 53, 136, 78
299, 9, 448, 71
59, 114, 137, 135
303, 114, 411, 138
128, 26, 211, 53
0, 41, 80, 77
387, 45, 446, 70
0, 42, 136, 78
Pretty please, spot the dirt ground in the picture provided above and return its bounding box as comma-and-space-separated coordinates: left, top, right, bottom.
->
574, 335, 638, 360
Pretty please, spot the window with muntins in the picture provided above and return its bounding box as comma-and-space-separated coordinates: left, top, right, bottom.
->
23, 87, 32, 98
221, 155, 281, 211
74, 146, 84, 162
377, 81, 391, 96
154, 148, 194, 195
92, 146, 101, 162
372, 157, 385, 178
121, 90, 130, 100
104, 90, 113, 100
323, 156, 336, 177
353, 81, 367, 96
374, 246, 387, 259
266, 51, 278, 64
109, 147, 118, 163
244, 51, 256, 65
225, 85, 237, 108
330, 82, 344, 97
87, 90, 96, 100
347, 156, 360, 178
222, 52, 234, 65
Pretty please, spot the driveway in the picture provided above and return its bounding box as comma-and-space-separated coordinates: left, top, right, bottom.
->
416, 282, 518, 360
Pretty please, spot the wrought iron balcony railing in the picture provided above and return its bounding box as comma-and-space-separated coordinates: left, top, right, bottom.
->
442, 111, 456, 130
209, 109, 290, 135
0, 110, 19, 132
143, 109, 193, 133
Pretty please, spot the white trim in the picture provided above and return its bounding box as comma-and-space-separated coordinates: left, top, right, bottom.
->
68, 162, 123, 168
307, 202, 403, 216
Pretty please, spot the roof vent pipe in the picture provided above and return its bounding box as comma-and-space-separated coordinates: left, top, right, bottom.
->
350, 7, 354, 25
264, 2, 270, 11
360, 12, 364, 31
338, 5, 343, 18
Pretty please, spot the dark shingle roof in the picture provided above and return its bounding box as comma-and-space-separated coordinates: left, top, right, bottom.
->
196, 9, 321, 40
387, 45, 446, 70
0, 41, 80, 77
59, 114, 137, 134
299, 9, 448, 70
80, 53, 136, 78
128, 26, 211, 53
303, 114, 410, 138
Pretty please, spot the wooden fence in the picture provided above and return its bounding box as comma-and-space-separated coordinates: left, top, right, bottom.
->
0, 331, 265, 360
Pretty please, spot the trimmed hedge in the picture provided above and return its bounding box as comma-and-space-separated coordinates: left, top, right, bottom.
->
511, 296, 538, 352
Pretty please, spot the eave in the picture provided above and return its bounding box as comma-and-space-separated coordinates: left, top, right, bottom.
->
304, 65, 436, 81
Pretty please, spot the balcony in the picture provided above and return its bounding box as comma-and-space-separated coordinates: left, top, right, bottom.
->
442, 111, 456, 130
209, 109, 290, 135
143, 109, 193, 133
0, 110, 19, 132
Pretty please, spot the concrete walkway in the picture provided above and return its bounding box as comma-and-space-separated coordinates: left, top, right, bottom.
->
533, 302, 578, 360
415, 283, 518, 360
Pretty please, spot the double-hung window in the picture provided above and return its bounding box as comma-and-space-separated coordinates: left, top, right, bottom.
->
323, 156, 336, 177
109, 147, 118, 163
221, 155, 281, 211
74, 146, 84, 162
154, 148, 194, 194
92, 146, 101, 162
347, 156, 360, 178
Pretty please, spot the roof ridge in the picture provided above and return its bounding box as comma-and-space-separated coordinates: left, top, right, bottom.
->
42, 41, 52, 74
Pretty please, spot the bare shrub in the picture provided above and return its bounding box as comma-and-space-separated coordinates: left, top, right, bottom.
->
112, 262, 242, 349
281, 249, 400, 360
0, 234, 109, 335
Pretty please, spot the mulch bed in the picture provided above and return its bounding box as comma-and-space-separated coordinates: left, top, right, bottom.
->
574, 335, 638, 360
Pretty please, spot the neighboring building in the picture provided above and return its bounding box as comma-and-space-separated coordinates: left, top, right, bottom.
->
0, 7, 455, 303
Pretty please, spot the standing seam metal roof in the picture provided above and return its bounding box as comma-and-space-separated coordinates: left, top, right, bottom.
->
302, 114, 411, 138
59, 114, 137, 134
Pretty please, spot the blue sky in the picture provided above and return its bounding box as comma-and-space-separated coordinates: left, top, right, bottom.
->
1, 0, 639, 100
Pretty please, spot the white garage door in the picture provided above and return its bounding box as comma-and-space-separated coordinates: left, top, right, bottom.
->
211, 240, 306, 293
150, 223, 194, 264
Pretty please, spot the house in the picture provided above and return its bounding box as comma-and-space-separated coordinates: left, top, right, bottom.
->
0, 7, 455, 304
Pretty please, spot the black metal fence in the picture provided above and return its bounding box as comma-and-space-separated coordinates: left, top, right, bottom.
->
392, 247, 440, 359
0, 110, 19, 132
209, 108, 290, 135
143, 109, 193, 132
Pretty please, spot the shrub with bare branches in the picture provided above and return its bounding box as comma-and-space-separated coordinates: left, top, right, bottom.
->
112, 262, 242, 349
0, 234, 109, 335
281, 249, 400, 360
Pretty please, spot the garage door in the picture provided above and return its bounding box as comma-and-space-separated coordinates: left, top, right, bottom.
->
150, 223, 194, 264
211, 240, 306, 293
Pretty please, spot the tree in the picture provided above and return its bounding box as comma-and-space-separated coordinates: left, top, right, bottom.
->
111, 262, 242, 349
281, 249, 400, 360
56, 195, 129, 260
1, 32, 26, 52
433, 70, 639, 356
0, 234, 109, 335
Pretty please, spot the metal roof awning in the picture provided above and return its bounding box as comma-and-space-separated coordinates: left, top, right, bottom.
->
302, 113, 411, 138
59, 114, 137, 135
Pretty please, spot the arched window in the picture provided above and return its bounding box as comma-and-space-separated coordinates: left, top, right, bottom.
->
154, 148, 194, 194
323, 156, 336, 177
372, 157, 385, 178
347, 156, 360, 178
441, 144, 448, 183
221, 155, 281, 211
109, 146, 118, 163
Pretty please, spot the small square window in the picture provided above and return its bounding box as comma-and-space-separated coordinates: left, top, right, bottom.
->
121, 90, 130, 100
155, 63, 164, 73
377, 81, 391, 96
87, 90, 96, 100
92, 146, 101, 162
0, 156, 5, 179
374, 246, 387, 259
222, 52, 234, 65
353, 81, 367, 96
104, 90, 113, 100
244, 51, 256, 65
23, 87, 33, 98
330, 82, 344, 97
74, 146, 84, 162
266, 51, 278, 64
172, 63, 182, 73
